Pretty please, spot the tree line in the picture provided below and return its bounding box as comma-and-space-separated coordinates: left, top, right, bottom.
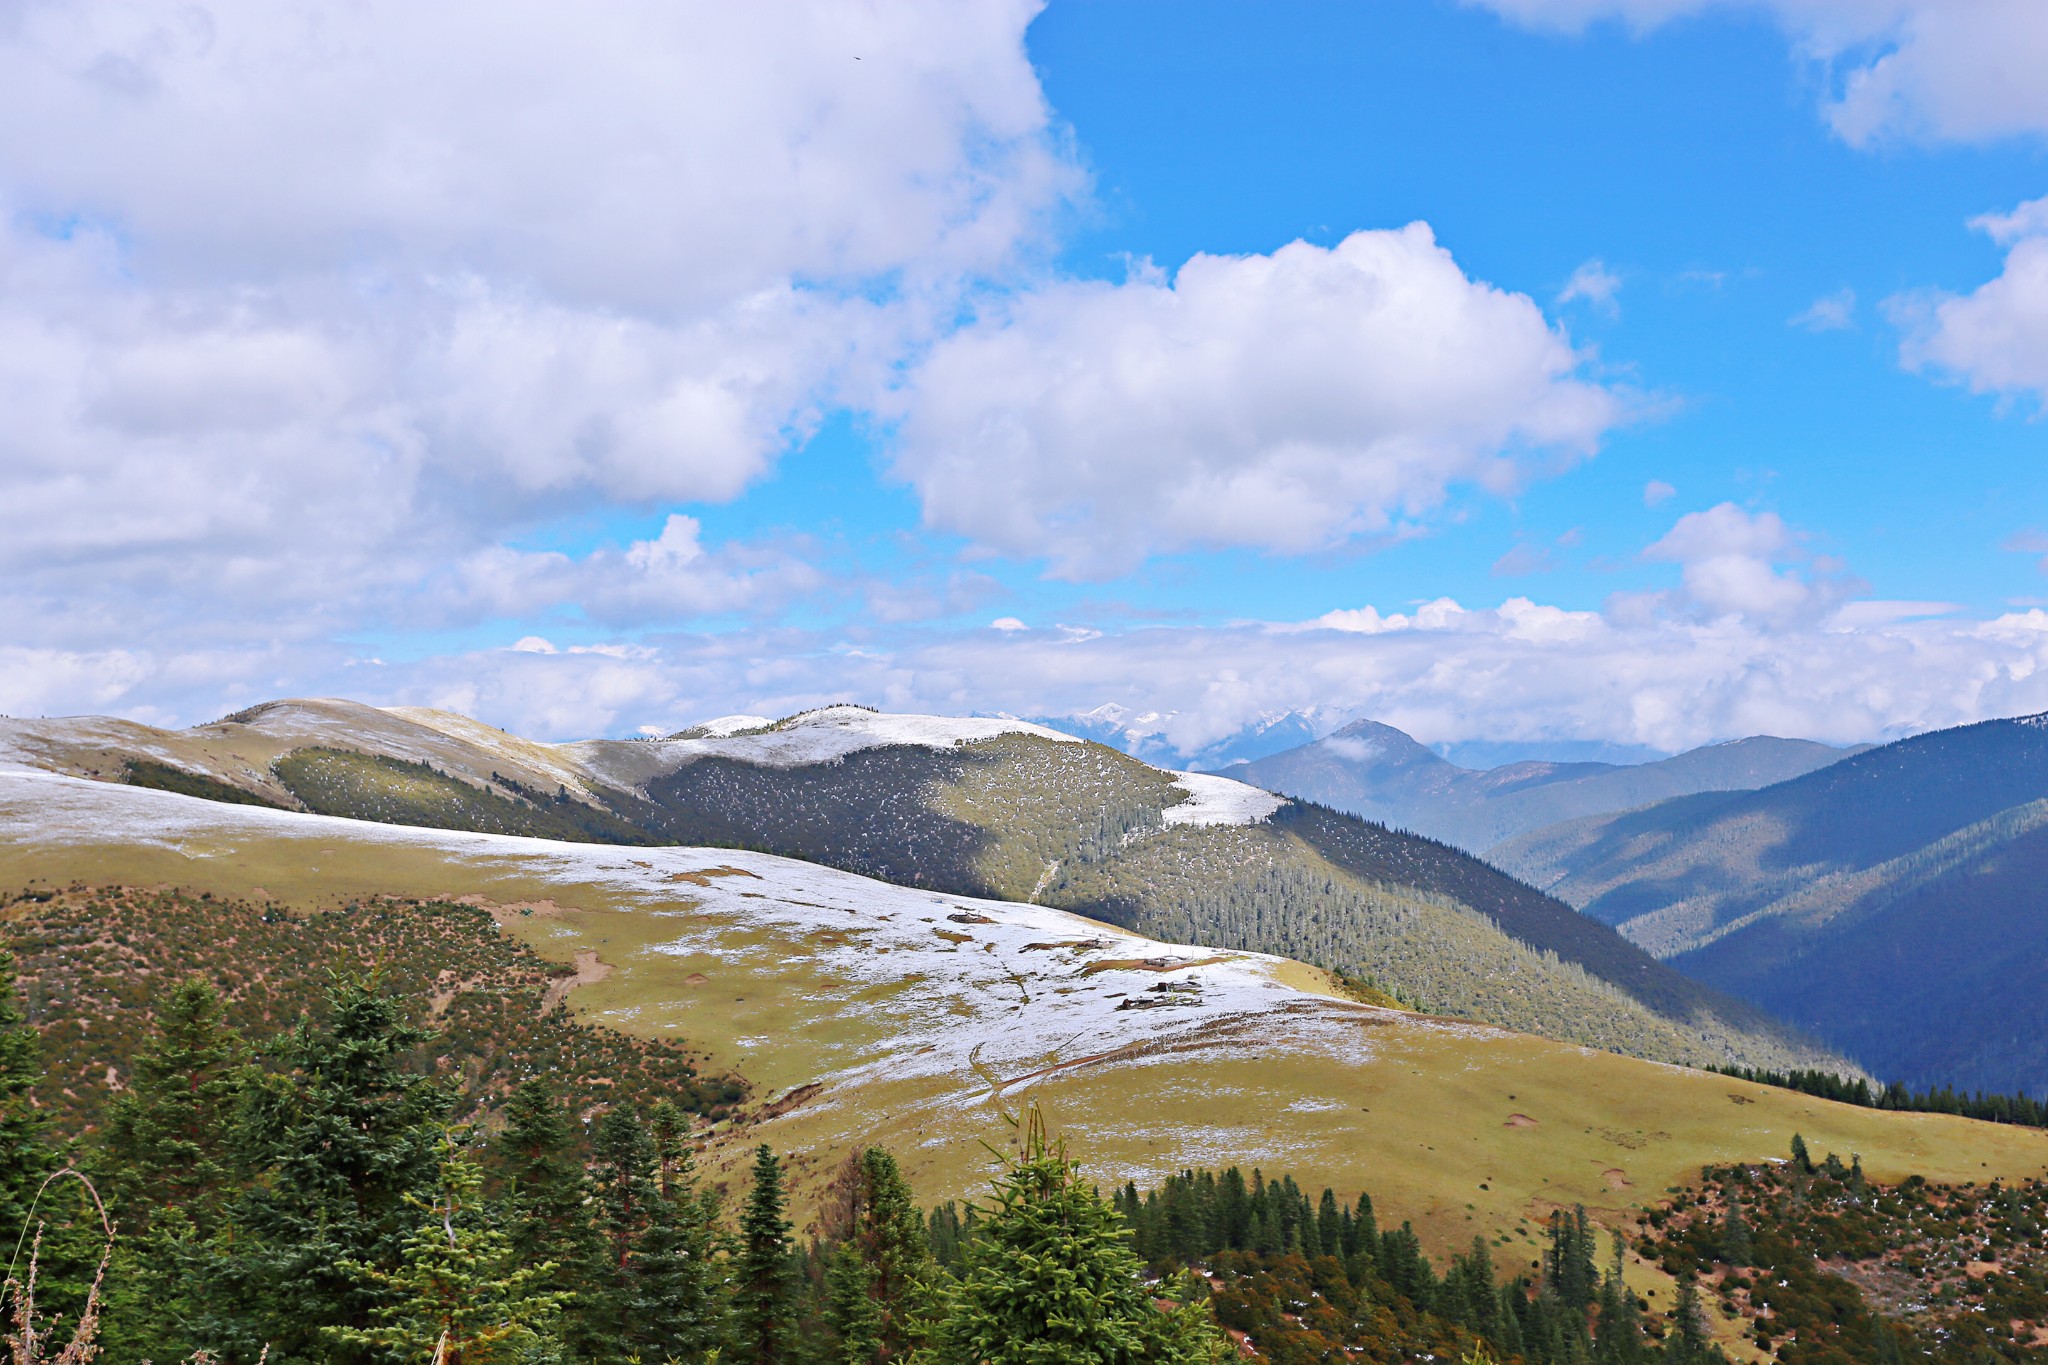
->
1712, 1065, 2048, 1128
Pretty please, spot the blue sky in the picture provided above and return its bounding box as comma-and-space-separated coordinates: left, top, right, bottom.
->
4, 1, 2048, 757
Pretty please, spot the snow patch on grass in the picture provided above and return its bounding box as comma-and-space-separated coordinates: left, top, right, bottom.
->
1162, 771, 1284, 827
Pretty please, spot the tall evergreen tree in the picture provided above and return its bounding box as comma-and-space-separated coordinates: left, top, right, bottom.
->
729, 1144, 798, 1365
495, 1080, 602, 1364
222, 978, 449, 1365
925, 1112, 1223, 1365
1543, 1206, 1598, 1311
630, 1100, 723, 1364
96, 978, 251, 1365
1665, 1271, 1711, 1365
331, 1137, 566, 1365
0, 946, 55, 1246
100, 977, 248, 1230
824, 1147, 933, 1362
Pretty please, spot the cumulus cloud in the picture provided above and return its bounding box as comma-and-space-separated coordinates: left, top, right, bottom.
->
0, 0, 1070, 659
890, 226, 1626, 577
1468, 1, 2048, 145
1643, 479, 1677, 506
1896, 196, 2048, 404
1642, 502, 1856, 624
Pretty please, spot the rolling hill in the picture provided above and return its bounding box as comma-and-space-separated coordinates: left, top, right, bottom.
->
4, 762, 2041, 1282
1226, 719, 1860, 854
0, 698, 1842, 1074
1489, 713, 2048, 1096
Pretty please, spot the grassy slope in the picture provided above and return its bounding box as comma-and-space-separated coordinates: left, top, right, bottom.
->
2, 705, 1843, 1070
639, 732, 1838, 1072
4, 770, 2041, 1291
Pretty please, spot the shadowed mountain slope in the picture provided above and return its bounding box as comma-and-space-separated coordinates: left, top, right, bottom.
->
1489, 714, 2048, 1094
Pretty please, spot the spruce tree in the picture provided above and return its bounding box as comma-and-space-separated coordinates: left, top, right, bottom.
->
925, 1112, 1223, 1364
331, 1137, 566, 1365
96, 977, 250, 1364
223, 978, 449, 1365
496, 1080, 602, 1363
0, 946, 55, 1246
1666, 1271, 1711, 1365
824, 1147, 933, 1362
730, 1143, 798, 1365
630, 1100, 723, 1364
1719, 1193, 1751, 1267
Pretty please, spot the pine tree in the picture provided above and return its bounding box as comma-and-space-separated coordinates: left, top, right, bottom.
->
630, 1100, 723, 1364
1593, 1234, 1644, 1365
0, 946, 55, 1246
223, 978, 449, 1365
824, 1147, 933, 1362
1789, 1133, 1812, 1174
1666, 1271, 1711, 1365
331, 1136, 566, 1365
925, 1111, 1224, 1364
1544, 1206, 1598, 1311
730, 1144, 798, 1365
100, 977, 248, 1229
1719, 1193, 1751, 1267
496, 1080, 602, 1363
96, 978, 251, 1365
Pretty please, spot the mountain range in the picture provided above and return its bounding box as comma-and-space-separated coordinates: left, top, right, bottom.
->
0, 697, 1836, 1076
1490, 714, 2048, 1097
1224, 718, 1862, 854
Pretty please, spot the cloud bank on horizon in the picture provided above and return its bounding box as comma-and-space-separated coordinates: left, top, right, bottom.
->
2, 0, 2046, 757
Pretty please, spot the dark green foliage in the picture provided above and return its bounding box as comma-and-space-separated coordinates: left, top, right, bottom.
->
730, 1144, 798, 1365
1713, 1064, 2048, 1127
122, 758, 286, 807
495, 1080, 604, 1362
0, 945, 56, 1245
632, 1101, 724, 1363
6, 885, 743, 1136
821, 1147, 933, 1362
221, 979, 450, 1365
99, 977, 248, 1228
924, 1114, 1221, 1364
329, 1141, 566, 1365
95, 978, 252, 1365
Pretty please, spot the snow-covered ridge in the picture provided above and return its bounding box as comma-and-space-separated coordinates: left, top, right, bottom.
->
1163, 771, 1286, 827
636, 704, 1082, 770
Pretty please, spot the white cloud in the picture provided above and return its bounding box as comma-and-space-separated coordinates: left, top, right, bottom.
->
1643, 479, 1677, 506
890, 226, 1626, 577
1791, 287, 1858, 331
1642, 502, 1855, 624
0, 0, 1071, 661
1896, 197, 2048, 404
309, 593, 2048, 754
1557, 259, 1623, 315
1468, 1, 2048, 145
